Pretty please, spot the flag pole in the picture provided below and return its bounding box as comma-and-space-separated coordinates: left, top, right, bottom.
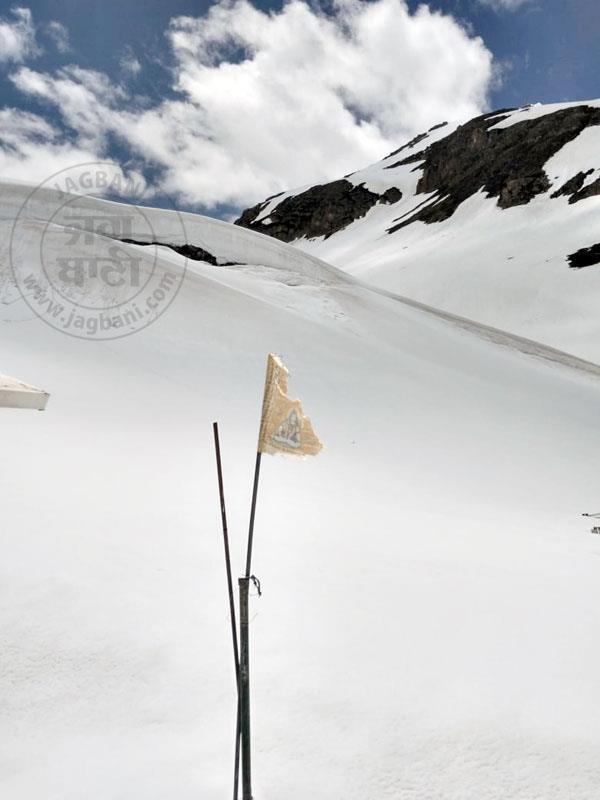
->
239, 450, 262, 800
212, 422, 242, 800
245, 452, 262, 578
238, 353, 322, 800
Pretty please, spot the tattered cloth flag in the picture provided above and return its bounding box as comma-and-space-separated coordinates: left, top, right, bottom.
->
257, 354, 322, 456
0, 373, 49, 410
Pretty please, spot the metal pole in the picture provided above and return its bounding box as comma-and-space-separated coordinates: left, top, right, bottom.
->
239, 576, 252, 800
245, 452, 262, 578
238, 450, 262, 800
212, 422, 241, 800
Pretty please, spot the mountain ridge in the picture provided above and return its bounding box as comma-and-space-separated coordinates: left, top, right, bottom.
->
236, 101, 600, 241
234, 99, 600, 363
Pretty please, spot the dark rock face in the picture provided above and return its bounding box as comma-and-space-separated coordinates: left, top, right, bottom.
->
383, 121, 448, 161
235, 179, 402, 242
120, 239, 240, 266
380, 187, 403, 204
428, 121, 449, 133
235, 104, 600, 244
550, 169, 600, 204
385, 131, 429, 160
568, 243, 600, 269
569, 176, 600, 204
551, 170, 594, 198
498, 174, 552, 208
388, 105, 600, 233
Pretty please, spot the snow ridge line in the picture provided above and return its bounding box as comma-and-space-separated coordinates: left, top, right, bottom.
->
5, 177, 598, 379
101, 219, 600, 381
357, 277, 600, 380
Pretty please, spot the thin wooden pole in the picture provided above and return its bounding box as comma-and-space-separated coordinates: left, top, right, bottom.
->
212, 422, 241, 800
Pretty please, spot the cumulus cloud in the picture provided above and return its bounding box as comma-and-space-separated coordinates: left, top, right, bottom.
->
6, 0, 495, 208
156, 0, 494, 204
0, 6, 37, 63
45, 20, 70, 53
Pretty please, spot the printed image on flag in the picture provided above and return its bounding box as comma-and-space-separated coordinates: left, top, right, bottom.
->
257, 354, 322, 456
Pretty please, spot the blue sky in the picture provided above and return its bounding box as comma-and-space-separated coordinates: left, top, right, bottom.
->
429, 0, 600, 107
0, 0, 597, 215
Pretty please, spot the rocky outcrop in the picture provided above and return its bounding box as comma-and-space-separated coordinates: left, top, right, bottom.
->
379, 187, 402, 204
120, 239, 240, 266
236, 179, 402, 242
569, 176, 600, 204
236, 104, 600, 243
384, 121, 448, 161
388, 105, 600, 232
551, 170, 594, 198
498, 174, 552, 208
568, 242, 600, 269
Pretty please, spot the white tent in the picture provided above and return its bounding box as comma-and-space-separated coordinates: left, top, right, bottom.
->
0, 373, 49, 410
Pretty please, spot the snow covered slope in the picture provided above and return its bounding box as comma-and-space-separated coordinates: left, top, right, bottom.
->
3, 182, 600, 799
237, 101, 600, 363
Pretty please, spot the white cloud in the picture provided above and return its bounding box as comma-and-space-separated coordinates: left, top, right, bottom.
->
11, 65, 126, 149
0, 6, 37, 63
0, 107, 145, 196
6, 0, 495, 208
45, 20, 70, 53
156, 0, 494, 205
119, 47, 141, 76
0, 108, 96, 184
477, 0, 531, 10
